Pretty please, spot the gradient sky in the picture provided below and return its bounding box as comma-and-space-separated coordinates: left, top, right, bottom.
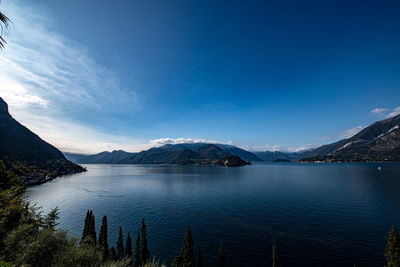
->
0, 0, 400, 153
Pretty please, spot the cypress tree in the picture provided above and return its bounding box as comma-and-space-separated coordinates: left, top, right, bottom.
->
90, 211, 97, 245
218, 243, 226, 267
197, 248, 202, 267
171, 225, 195, 267
385, 226, 400, 267
134, 229, 142, 267
126, 232, 133, 259
272, 242, 277, 267
98, 215, 109, 261
81, 210, 90, 243
117, 226, 125, 260
109, 246, 117, 261
182, 225, 195, 267
141, 218, 150, 263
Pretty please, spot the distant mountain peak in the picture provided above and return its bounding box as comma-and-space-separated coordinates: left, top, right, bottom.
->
300, 113, 400, 162
0, 97, 10, 117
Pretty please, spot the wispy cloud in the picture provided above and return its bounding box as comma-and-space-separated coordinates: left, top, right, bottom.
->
317, 136, 331, 141
370, 108, 388, 115
340, 126, 364, 138
385, 106, 400, 118
149, 137, 231, 147
0, 3, 137, 112
247, 144, 315, 153
0, 1, 141, 153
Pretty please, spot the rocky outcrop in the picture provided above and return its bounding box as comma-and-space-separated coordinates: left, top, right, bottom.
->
213, 155, 251, 167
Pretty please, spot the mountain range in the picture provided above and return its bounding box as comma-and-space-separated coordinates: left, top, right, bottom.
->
65, 143, 255, 166
2, 95, 399, 177
0, 97, 85, 184
65, 113, 400, 164
299, 114, 400, 162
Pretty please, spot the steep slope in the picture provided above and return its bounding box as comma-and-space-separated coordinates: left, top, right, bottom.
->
0, 98, 85, 184
66, 150, 136, 164
169, 149, 200, 164
194, 144, 231, 160
300, 114, 400, 162
216, 144, 262, 161
0, 98, 65, 162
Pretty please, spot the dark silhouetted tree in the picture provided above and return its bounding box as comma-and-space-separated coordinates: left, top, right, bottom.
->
141, 219, 150, 263
385, 226, 400, 267
109, 246, 117, 261
126, 232, 133, 259
171, 253, 183, 267
134, 229, 142, 267
81, 210, 90, 244
97, 215, 109, 261
182, 225, 195, 267
171, 225, 195, 267
218, 243, 226, 267
81, 210, 96, 245
89, 211, 96, 245
117, 226, 125, 260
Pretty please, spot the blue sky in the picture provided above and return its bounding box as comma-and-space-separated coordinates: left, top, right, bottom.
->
0, 0, 400, 153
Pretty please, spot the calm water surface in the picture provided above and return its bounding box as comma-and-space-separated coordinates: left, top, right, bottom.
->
25, 162, 400, 266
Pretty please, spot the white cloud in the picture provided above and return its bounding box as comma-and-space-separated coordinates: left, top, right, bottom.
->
10, 109, 147, 154
317, 136, 331, 141
370, 108, 388, 115
340, 126, 364, 138
246, 144, 315, 153
148, 137, 230, 147
385, 106, 400, 118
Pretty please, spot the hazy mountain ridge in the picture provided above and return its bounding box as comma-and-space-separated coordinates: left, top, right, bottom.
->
0, 98, 85, 184
254, 151, 301, 161
62, 113, 400, 164
65, 143, 255, 165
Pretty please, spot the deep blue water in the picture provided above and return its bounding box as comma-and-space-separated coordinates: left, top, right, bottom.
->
25, 162, 400, 266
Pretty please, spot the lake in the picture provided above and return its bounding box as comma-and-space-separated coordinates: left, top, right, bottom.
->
25, 162, 400, 266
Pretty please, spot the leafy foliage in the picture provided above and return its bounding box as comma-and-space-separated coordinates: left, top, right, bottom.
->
385, 226, 400, 267
0, 10, 10, 49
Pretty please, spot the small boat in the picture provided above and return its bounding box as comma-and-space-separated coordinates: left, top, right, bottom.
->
378, 166, 382, 171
